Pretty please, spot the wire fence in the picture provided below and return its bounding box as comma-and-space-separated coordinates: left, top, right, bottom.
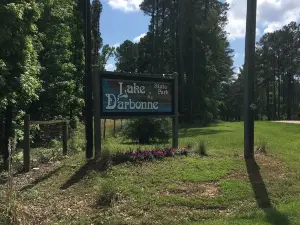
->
101, 119, 123, 139
0, 117, 125, 173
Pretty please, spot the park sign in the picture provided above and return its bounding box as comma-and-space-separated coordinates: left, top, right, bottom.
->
92, 70, 178, 158
100, 72, 175, 117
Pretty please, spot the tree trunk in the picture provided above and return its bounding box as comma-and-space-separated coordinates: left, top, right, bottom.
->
277, 54, 281, 119
272, 58, 277, 120
172, 0, 177, 72
151, 0, 155, 73
287, 75, 292, 120
103, 119, 106, 139
266, 85, 271, 120
189, 6, 196, 122
178, 0, 185, 114
0, 114, 4, 163
160, 4, 165, 73
3, 105, 13, 169
113, 119, 116, 136
155, 0, 159, 73
277, 74, 281, 119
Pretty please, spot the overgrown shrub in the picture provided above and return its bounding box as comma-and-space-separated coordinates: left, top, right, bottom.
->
111, 146, 189, 164
96, 178, 118, 207
69, 122, 85, 152
0, 138, 28, 224
255, 137, 268, 154
99, 146, 111, 170
121, 118, 171, 144
194, 139, 208, 156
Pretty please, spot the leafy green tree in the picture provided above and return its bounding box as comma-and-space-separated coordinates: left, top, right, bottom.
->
0, 1, 41, 165
91, 0, 102, 64
118, 0, 234, 124
100, 44, 115, 71
115, 40, 138, 73
224, 21, 300, 121
29, 0, 83, 122
122, 118, 171, 144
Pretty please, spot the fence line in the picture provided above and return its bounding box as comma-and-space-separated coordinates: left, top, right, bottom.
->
23, 114, 68, 173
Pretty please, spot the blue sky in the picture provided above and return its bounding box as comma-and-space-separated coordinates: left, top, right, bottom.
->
100, 0, 300, 74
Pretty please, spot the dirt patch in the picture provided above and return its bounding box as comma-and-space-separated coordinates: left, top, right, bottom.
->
225, 172, 248, 180
224, 153, 295, 182
162, 182, 220, 198
0, 161, 64, 190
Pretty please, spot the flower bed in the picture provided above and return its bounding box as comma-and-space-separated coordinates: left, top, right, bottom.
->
111, 146, 189, 164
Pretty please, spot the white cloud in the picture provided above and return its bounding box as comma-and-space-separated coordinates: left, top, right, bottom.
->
234, 53, 240, 59
234, 66, 241, 74
106, 0, 143, 12
258, 0, 300, 33
113, 43, 120, 48
256, 28, 261, 37
225, 0, 248, 40
105, 63, 116, 71
133, 33, 146, 43
225, 0, 300, 40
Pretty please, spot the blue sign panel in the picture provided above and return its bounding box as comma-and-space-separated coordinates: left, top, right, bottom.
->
100, 73, 174, 116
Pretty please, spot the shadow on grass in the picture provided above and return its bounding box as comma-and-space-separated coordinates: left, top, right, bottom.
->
20, 166, 63, 191
120, 141, 169, 146
60, 159, 108, 190
245, 158, 291, 225
179, 128, 233, 138
179, 120, 223, 129
120, 141, 139, 145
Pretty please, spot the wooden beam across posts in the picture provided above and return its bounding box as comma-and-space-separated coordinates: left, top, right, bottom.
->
172, 72, 179, 148
30, 120, 66, 125
244, 0, 257, 159
24, 114, 30, 172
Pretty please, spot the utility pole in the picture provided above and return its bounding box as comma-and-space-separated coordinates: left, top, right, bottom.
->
244, 0, 257, 159
83, 0, 94, 159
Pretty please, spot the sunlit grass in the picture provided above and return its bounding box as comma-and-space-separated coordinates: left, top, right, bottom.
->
2, 121, 300, 224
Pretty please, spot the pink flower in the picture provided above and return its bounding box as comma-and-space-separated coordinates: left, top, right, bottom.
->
154, 151, 164, 156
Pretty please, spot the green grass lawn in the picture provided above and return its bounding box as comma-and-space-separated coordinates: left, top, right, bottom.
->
2, 121, 300, 225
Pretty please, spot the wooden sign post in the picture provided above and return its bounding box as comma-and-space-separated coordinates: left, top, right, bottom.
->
92, 71, 179, 159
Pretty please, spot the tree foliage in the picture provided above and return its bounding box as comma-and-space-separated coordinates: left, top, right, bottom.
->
122, 118, 171, 144
115, 0, 234, 123
28, 0, 84, 121
222, 21, 300, 121
0, 1, 41, 164
0, 0, 117, 164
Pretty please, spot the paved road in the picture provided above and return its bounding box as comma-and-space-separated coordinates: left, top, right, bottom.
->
273, 120, 300, 124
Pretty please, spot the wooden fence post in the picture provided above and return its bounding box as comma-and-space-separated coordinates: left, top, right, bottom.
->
24, 114, 30, 172
63, 120, 68, 156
